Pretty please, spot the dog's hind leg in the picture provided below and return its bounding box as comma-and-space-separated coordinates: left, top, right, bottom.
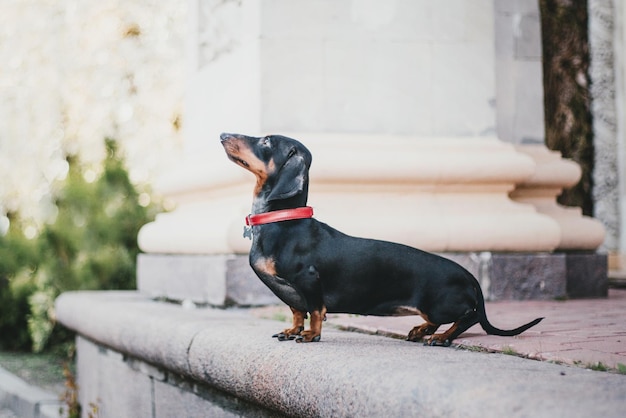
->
273, 307, 307, 341
426, 310, 478, 347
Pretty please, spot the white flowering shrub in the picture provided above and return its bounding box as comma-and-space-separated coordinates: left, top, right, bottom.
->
0, 0, 186, 227
0, 0, 187, 352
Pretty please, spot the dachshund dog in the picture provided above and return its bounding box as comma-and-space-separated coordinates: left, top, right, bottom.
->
220, 133, 543, 346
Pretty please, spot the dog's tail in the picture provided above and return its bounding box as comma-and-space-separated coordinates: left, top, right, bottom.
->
475, 283, 543, 336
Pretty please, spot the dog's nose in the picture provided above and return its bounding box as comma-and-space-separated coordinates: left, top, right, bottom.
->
220, 132, 232, 142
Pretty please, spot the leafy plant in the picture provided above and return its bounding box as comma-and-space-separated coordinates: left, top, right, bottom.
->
587, 362, 609, 372
0, 218, 38, 350
57, 343, 79, 418
501, 346, 518, 356
1, 138, 161, 352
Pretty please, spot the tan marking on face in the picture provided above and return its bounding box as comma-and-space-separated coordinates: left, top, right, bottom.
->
223, 138, 276, 195
251, 157, 276, 196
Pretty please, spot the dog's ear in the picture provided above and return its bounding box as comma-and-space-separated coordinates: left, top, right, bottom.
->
267, 154, 307, 201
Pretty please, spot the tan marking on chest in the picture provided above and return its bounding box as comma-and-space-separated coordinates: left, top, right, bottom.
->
253, 257, 277, 276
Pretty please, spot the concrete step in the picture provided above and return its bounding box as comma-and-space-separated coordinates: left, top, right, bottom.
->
55, 291, 626, 418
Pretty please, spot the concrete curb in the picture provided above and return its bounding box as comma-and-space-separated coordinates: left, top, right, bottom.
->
0, 366, 63, 418
55, 291, 626, 417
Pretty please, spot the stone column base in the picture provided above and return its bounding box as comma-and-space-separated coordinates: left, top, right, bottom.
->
565, 252, 609, 298
137, 254, 279, 307
138, 135, 564, 255
137, 252, 607, 304
511, 145, 606, 251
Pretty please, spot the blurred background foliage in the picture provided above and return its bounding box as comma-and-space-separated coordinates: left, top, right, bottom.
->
0, 138, 161, 352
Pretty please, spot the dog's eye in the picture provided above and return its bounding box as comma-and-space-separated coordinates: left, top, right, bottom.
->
287, 148, 296, 158
235, 157, 249, 167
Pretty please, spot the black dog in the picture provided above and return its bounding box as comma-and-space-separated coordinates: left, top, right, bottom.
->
220, 133, 543, 345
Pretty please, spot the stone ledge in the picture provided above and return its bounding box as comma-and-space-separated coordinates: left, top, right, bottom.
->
55, 291, 625, 417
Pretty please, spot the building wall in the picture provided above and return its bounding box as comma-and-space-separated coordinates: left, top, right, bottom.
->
1, 0, 622, 258
184, 0, 498, 156
615, 0, 626, 255
494, 0, 545, 144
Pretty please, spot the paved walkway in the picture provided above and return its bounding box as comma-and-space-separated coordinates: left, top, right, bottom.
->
0, 364, 62, 418
0, 409, 16, 418
253, 288, 626, 371
326, 288, 626, 370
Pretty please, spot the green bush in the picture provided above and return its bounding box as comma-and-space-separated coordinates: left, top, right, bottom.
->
0, 138, 161, 352
0, 217, 38, 351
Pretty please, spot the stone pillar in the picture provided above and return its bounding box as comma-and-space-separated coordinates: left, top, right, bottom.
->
494, 0, 545, 144
588, 0, 620, 252
494, 0, 606, 297
587, 0, 626, 280
495, 0, 605, 251
138, 0, 606, 301
588, 0, 626, 285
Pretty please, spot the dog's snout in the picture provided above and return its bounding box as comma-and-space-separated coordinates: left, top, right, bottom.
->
220, 132, 233, 142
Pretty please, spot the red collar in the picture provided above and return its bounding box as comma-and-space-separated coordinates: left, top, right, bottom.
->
245, 206, 314, 226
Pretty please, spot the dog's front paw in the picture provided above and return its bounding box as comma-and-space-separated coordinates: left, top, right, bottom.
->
407, 328, 426, 342
294, 330, 321, 343
272, 332, 297, 341
272, 326, 304, 341
407, 323, 438, 343
424, 337, 451, 347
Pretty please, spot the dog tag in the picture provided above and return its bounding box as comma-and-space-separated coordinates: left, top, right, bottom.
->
243, 226, 253, 240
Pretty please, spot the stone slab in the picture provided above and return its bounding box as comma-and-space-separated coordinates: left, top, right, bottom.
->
565, 252, 608, 298
154, 379, 241, 418
440, 252, 567, 300
444, 252, 607, 300
76, 337, 278, 418
137, 253, 280, 306
76, 337, 153, 418
56, 291, 626, 418
137, 252, 607, 306
488, 253, 567, 300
